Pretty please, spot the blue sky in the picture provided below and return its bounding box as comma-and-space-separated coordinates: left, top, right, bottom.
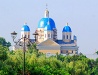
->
0, 0, 98, 54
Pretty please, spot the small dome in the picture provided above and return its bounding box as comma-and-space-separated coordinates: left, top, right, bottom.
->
62, 25, 72, 32
21, 23, 30, 31
73, 35, 77, 40
44, 22, 52, 31
38, 18, 56, 29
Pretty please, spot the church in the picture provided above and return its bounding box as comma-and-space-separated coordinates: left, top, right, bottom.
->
13, 8, 79, 55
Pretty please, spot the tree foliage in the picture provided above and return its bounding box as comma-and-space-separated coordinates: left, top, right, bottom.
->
0, 45, 9, 61
96, 51, 98, 55
0, 37, 11, 47
0, 43, 98, 75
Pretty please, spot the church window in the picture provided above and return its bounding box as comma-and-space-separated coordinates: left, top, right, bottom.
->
28, 35, 30, 38
51, 34, 52, 38
66, 50, 68, 53
45, 34, 46, 38
48, 34, 50, 38
67, 35, 68, 39
70, 35, 71, 39
24, 35, 26, 38
63, 35, 65, 39
72, 51, 73, 53
61, 50, 62, 53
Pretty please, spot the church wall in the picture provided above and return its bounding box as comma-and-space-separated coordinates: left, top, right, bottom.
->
62, 32, 72, 42
36, 28, 44, 43
39, 49, 60, 54
61, 50, 76, 54
21, 32, 30, 38
74, 40, 77, 46
44, 31, 53, 41
53, 29, 57, 41
21, 31, 30, 42
60, 43, 76, 46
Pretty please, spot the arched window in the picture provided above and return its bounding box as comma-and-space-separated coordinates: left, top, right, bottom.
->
63, 35, 65, 39
72, 51, 73, 53
70, 35, 71, 39
28, 35, 30, 38
67, 35, 68, 39
51, 34, 52, 38
23, 35, 26, 38
48, 34, 50, 38
66, 50, 68, 53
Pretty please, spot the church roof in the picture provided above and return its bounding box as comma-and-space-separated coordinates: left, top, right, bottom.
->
38, 38, 59, 46
38, 18, 56, 29
37, 39, 60, 50
62, 23, 72, 32
21, 23, 30, 31
38, 9, 56, 30
55, 40, 74, 44
44, 22, 52, 31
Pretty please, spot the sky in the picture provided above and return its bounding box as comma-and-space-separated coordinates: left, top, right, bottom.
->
0, 0, 98, 54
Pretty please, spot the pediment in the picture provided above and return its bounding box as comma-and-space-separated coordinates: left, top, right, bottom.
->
38, 39, 59, 46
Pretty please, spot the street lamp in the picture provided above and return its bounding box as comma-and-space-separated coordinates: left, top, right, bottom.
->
11, 31, 32, 75
11, 31, 17, 42
33, 31, 38, 42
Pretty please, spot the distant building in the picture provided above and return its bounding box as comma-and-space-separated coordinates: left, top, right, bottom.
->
13, 8, 79, 55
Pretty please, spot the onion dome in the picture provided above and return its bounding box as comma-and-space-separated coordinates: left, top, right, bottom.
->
38, 18, 56, 29
38, 9, 56, 29
62, 23, 72, 32
21, 23, 30, 31
73, 35, 77, 40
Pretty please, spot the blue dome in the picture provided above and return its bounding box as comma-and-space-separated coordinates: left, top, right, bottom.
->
44, 23, 52, 31
62, 25, 72, 32
21, 24, 30, 31
38, 18, 56, 29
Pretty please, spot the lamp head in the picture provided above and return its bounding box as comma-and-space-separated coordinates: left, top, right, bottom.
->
11, 31, 17, 41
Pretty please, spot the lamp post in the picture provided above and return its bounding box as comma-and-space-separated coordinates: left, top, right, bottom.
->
11, 31, 31, 75
33, 31, 38, 42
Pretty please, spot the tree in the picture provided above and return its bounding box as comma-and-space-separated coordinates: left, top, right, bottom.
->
96, 51, 98, 54
0, 37, 11, 47
1, 44, 98, 75
0, 45, 9, 61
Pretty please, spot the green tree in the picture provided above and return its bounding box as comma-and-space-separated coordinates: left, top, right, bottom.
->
1, 43, 98, 75
0, 37, 11, 47
0, 45, 9, 61
96, 51, 98, 54
28, 43, 38, 53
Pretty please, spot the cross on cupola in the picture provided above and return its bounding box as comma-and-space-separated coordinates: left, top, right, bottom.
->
46, 3, 48, 9
44, 3, 49, 18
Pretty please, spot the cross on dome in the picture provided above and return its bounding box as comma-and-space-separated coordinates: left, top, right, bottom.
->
44, 4, 49, 18
46, 3, 48, 9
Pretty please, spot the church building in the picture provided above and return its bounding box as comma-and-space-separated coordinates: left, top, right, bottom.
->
13, 8, 79, 55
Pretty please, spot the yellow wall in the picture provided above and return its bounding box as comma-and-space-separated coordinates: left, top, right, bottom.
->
39, 50, 60, 54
